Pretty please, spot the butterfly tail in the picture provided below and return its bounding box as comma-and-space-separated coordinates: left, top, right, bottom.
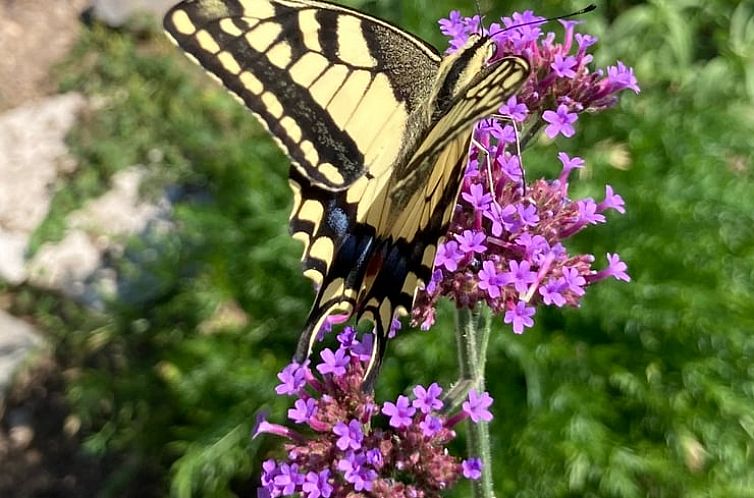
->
293, 226, 379, 362
360, 323, 388, 392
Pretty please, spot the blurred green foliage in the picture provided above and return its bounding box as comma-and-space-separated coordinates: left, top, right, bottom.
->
17, 0, 754, 496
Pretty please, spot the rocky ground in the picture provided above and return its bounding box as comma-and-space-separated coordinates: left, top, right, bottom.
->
0, 1, 175, 496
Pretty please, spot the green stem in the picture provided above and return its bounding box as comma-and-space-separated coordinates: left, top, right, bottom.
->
455, 307, 496, 498
521, 116, 545, 150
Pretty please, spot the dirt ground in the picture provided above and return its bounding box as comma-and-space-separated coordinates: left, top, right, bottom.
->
0, 0, 88, 110
0, 356, 110, 498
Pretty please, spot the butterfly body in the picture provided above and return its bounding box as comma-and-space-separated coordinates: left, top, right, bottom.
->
164, 0, 530, 387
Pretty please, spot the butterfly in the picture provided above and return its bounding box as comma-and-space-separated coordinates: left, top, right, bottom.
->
163, 0, 530, 388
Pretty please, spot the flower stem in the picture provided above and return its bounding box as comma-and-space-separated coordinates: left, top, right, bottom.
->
455, 306, 496, 498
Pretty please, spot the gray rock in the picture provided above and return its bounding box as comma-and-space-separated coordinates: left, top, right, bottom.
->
0, 311, 44, 403
0, 93, 173, 308
27, 167, 172, 309
88, 0, 176, 27
0, 93, 85, 284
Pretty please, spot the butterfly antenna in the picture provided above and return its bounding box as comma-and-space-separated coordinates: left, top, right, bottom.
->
488, 4, 596, 38
473, 0, 486, 34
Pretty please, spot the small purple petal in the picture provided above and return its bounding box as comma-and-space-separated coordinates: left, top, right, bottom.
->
288, 398, 318, 424
420, 415, 444, 437
543, 104, 578, 138
275, 361, 309, 395
333, 419, 364, 451
462, 389, 494, 423
382, 395, 416, 428
316, 348, 349, 377
412, 383, 444, 413
462, 458, 484, 480
503, 301, 536, 334
455, 230, 488, 254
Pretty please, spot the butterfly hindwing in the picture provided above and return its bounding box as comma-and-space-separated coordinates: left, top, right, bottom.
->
164, 0, 441, 190
292, 55, 531, 387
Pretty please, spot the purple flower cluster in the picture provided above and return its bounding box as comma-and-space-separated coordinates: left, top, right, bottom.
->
256, 328, 492, 498
412, 11, 637, 333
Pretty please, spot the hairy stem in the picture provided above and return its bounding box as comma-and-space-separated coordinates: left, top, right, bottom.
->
455, 307, 495, 498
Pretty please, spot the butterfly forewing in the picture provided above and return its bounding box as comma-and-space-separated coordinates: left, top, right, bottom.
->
164, 0, 441, 190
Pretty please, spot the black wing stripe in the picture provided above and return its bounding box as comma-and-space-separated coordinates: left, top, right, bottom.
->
180, 17, 365, 184
315, 9, 340, 61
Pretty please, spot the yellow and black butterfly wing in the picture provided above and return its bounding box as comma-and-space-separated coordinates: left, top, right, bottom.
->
354, 56, 531, 385
292, 55, 531, 387
164, 0, 441, 190
165, 0, 531, 389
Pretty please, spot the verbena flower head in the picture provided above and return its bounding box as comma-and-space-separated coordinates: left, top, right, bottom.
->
256, 328, 490, 497
412, 10, 637, 333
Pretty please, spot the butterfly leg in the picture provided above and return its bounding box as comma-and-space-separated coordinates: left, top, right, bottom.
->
471, 131, 497, 199
489, 113, 527, 191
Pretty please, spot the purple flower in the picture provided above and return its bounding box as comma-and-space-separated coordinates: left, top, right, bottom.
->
497, 152, 523, 183
607, 61, 640, 94
336, 327, 357, 349
462, 183, 493, 212
420, 416, 444, 437
499, 95, 528, 122
490, 123, 517, 145
316, 347, 349, 377
516, 233, 550, 260
253, 412, 304, 442
438, 10, 476, 51
338, 454, 377, 492
462, 390, 494, 423
388, 317, 402, 339
562, 267, 586, 296
413, 383, 444, 413
302, 469, 333, 498
596, 253, 631, 282
557, 152, 585, 184
598, 185, 625, 214
365, 448, 383, 468
350, 333, 373, 362
435, 240, 464, 271
261, 459, 278, 488
543, 104, 578, 138
333, 420, 364, 451
276, 361, 308, 395
551, 54, 578, 78
288, 398, 317, 424
462, 458, 484, 480
438, 10, 464, 38
382, 395, 416, 428
504, 301, 536, 334
478, 260, 504, 298
540, 278, 567, 307
484, 203, 517, 236
455, 229, 488, 254
575, 32, 598, 52
273, 462, 304, 495
578, 199, 606, 225
502, 260, 537, 294
517, 203, 539, 227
